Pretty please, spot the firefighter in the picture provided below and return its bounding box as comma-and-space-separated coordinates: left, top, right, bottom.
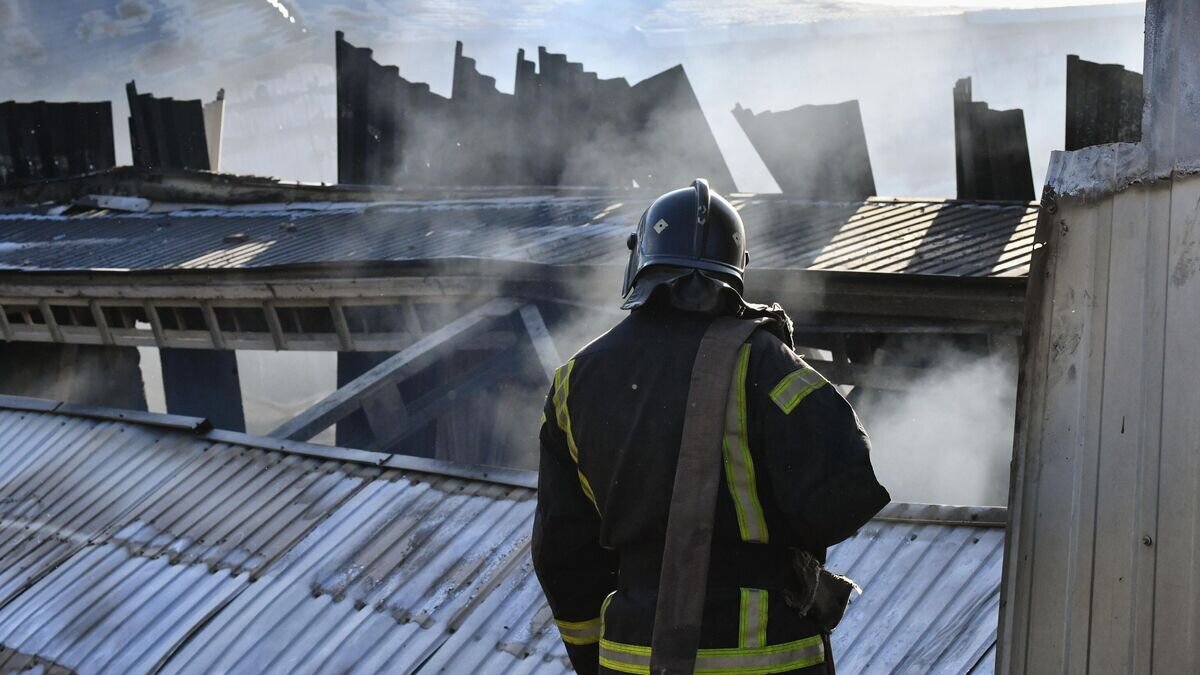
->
532, 180, 890, 675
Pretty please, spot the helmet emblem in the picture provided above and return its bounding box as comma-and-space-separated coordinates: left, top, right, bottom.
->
653, 218, 670, 234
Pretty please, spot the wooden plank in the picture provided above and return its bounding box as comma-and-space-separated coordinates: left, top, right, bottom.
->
88, 300, 114, 346
143, 300, 167, 344
200, 300, 225, 350
266, 297, 519, 441
0, 304, 11, 341
37, 300, 62, 343
519, 304, 561, 382
329, 298, 355, 351
263, 300, 288, 350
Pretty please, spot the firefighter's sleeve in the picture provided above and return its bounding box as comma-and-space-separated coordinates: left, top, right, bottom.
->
531, 383, 617, 675
748, 334, 891, 549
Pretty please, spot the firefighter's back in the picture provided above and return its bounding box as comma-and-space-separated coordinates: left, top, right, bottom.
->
559, 307, 832, 674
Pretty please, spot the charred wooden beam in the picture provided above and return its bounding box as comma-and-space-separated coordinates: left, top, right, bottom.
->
1065, 55, 1143, 151
334, 32, 734, 191
126, 80, 217, 171
0, 100, 115, 186
732, 101, 876, 200
953, 78, 1035, 201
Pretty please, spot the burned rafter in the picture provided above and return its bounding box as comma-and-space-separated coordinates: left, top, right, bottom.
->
732, 101, 876, 200
1065, 55, 1143, 151
335, 31, 735, 191
953, 77, 1035, 201
267, 298, 554, 465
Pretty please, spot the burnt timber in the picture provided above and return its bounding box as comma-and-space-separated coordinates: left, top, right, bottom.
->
126, 81, 225, 172
1064, 54, 1143, 151
0, 100, 115, 186
334, 32, 735, 191
953, 77, 1035, 201
732, 101, 876, 200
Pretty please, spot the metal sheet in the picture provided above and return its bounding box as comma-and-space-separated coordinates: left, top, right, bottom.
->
0, 399, 1005, 674
0, 195, 1038, 278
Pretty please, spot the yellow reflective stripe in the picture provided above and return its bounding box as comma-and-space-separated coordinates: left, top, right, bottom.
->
553, 360, 600, 514
768, 366, 828, 414
739, 588, 768, 648
598, 635, 824, 674
600, 590, 616, 638
722, 344, 769, 543
555, 616, 602, 645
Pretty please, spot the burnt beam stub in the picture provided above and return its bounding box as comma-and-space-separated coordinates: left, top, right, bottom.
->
334, 31, 735, 191
953, 77, 1035, 201
732, 101, 876, 200
0, 100, 115, 186
126, 80, 214, 171
1065, 55, 1144, 151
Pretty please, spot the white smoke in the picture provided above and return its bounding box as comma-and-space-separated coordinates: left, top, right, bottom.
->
852, 339, 1018, 506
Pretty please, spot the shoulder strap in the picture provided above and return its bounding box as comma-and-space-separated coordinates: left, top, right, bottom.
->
649, 316, 768, 674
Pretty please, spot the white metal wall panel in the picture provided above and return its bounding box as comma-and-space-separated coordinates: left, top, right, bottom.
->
1000, 2, 1200, 671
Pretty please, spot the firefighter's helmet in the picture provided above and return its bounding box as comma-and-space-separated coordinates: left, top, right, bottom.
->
621, 179, 748, 299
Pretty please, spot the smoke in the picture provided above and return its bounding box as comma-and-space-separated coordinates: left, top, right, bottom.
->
850, 337, 1018, 507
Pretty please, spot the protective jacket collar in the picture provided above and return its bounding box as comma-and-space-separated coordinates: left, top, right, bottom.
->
622, 267, 795, 348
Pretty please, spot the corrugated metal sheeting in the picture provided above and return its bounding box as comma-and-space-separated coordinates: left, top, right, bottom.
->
0, 398, 1003, 674
1001, 3, 1200, 671
0, 195, 1037, 277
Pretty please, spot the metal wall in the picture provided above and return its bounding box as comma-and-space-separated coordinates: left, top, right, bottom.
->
1001, 2, 1200, 671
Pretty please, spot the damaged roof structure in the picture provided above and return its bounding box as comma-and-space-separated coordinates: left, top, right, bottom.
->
0, 101, 115, 186
0, 5, 1170, 670
0, 170, 1035, 467
732, 101, 877, 200
335, 33, 735, 191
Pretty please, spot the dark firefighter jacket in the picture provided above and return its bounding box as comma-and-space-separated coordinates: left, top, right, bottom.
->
532, 306, 890, 675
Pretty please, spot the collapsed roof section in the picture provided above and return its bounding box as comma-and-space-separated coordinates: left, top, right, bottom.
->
335, 32, 736, 192
732, 101, 876, 200
1065, 54, 1143, 151
0, 396, 1004, 674
0, 100, 115, 186
953, 78, 1035, 201
127, 81, 225, 172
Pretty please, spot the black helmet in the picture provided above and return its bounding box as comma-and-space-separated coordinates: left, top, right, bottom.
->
622, 178, 748, 299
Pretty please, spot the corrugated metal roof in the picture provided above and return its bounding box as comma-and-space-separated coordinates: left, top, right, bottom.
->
0, 195, 1038, 277
0, 397, 1004, 674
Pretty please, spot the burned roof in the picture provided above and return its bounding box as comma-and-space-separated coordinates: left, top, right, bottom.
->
0, 396, 1001, 674
0, 192, 1037, 277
